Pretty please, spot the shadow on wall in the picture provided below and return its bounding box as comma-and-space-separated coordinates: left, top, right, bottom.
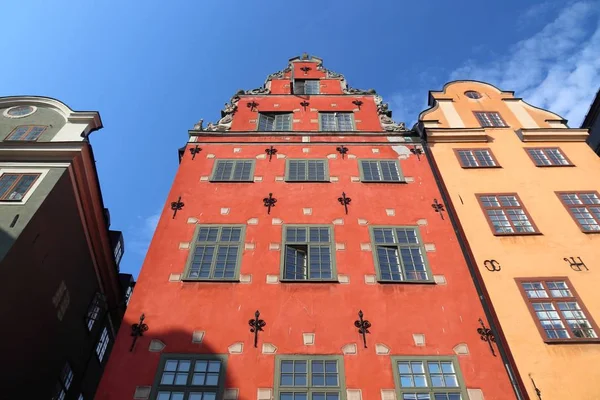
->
0, 223, 17, 262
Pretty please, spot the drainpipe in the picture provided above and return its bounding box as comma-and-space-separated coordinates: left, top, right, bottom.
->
419, 134, 529, 400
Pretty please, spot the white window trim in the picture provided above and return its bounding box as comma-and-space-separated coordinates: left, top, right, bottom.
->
0, 167, 50, 205
3, 105, 37, 119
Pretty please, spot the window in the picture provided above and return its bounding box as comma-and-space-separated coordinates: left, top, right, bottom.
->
85, 292, 105, 331
258, 113, 292, 131
392, 357, 467, 400
454, 149, 498, 168
286, 160, 328, 182
319, 113, 354, 131
275, 356, 345, 400
557, 192, 600, 232
52, 362, 73, 400
281, 225, 335, 281
526, 148, 572, 166
0, 173, 39, 201
517, 278, 599, 342
473, 111, 507, 127
151, 354, 227, 400
477, 194, 538, 235
5, 125, 46, 141
464, 91, 482, 99
184, 225, 244, 281
52, 281, 70, 321
78, 395, 84, 400
4, 105, 36, 118
96, 326, 110, 362
359, 160, 404, 182
370, 226, 431, 282
210, 160, 255, 182
294, 80, 320, 95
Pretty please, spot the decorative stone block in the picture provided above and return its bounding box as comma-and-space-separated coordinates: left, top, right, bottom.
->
335, 243, 346, 251
302, 148, 310, 153
254, 176, 263, 182
256, 154, 267, 159
360, 243, 372, 251
169, 273, 181, 282
293, 119, 301, 123
348, 154, 357, 159
269, 243, 281, 251
303, 333, 315, 345
220, 208, 230, 215
302, 136, 310, 142
149, 339, 166, 352
272, 218, 283, 225
417, 219, 428, 226
192, 331, 205, 343
187, 217, 198, 224
273, 104, 280, 107
327, 154, 337, 159
467, 389, 484, 400
347, 389, 362, 400
453, 343, 469, 355
364, 275, 377, 284
303, 208, 312, 215
332, 218, 344, 225
228, 342, 243, 354
133, 386, 152, 399
329, 176, 339, 182
375, 343, 390, 355
424, 243, 436, 252
257, 388, 273, 400
247, 218, 259, 225
240, 274, 252, 284
262, 343, 277, 354
351, 177, 360, 182
233, 148, 241, 153
179, 242, 190, 250
276, 154, 286, 159
310, 119, 319, 123
354, 119, 362, 123
413, 333, 426, 346
248, 119, 257, 123
371, 148, 380, 153
338, 274, 350, 284
275, 176, 285, 181
206, 154, 216, 158
245, 243, 256, 250
330, 103, 337, 107
405, 176, 415, 183
358, 219, 368, 225
434, 275, 447, 285
200, 176, 209, 181
380, 389, 396, 400
310, 108, 318, 112
266, 275, 280, 284
224, 389, 239, 400
398, 154, 409, 160
385, 209, 395, 216
342, 343, 357, 355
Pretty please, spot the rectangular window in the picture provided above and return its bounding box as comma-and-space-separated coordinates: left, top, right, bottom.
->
0, 172, 40, 201
281, 225, 335, 281
258, 113, 292, 131
85, 292, 104, 331
52, 281, 70, 321
370, 226, 431, 282
210, 160, 255, 182
5, 125, 46, 141
53, 362, 73, 400
359, 160, 404, 182
477, 194, 538, 235
455, 148, 498, 168
319, 113, 354, 131
286, 160, 328, 182
526, 148, 572, 166
294, 80, 320, 95
517, 278, 599, 342
474, 111, 507, 127
184, 225, 244, 281
275, 356, 345, 400
151, 354, 227, 400
557, 192, 600, 232
392, 356, 467, 399
96, 326, 110, 362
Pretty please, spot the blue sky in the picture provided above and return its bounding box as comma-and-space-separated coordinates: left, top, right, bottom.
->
1, 0, 599, 277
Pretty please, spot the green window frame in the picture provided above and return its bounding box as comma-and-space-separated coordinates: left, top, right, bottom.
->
5, 125, 46, 141
391, 356, 468, 400
285, 159, 329, 182
281, 225, 336, 282
358, 159, 404, 182
274, 355, 346, 400
318, 113, 355, 132
258, 113, 292, 131
150, 353, 228, 400
209, 159, 255, 182
183, 225, 245, 281
294, 80, 320, 95
370, 226, 433, 283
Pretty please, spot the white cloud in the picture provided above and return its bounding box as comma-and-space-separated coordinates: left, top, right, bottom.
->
128, 211, 161, 257
450, 1, 600, 126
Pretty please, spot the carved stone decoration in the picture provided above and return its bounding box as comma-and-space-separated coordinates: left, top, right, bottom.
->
379, 114, 407, 132
193, 119, 204, 130
344, 87, 377, 95
246, 87, 270, 95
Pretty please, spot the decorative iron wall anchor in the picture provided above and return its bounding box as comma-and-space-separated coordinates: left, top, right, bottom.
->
248, 310, 266, 348
564, 257, 588, 271
246, 101, 259, 112
189, 145, 202, 160
170, 196, 184, 219
263, 193, 277, 214
265, 146, 277, 162
410, 147, 423, 160
300, 66, 311, 75
483, 259, 501, 272
338, 192, 351, 215
300, 101, 310, 111
431, 199, 445, 220
352, 100, 363, 110
477, 318, 496, 356
529, 374, 542, 400
336, 145, 349, 159
354, 310, 371, 348
130, 313, 149, 352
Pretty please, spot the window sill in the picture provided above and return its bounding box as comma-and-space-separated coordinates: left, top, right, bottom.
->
544, 338, 600, 344
208, 180, 254, 183
279, 279, 340, 284
493, 232, 543, 237
285, 180, 330, 183
377, 279, 436, 284
181, 279, 241, 283
534, 164, 575, 168
360, 180, 406, 184
461, 166, 502, 169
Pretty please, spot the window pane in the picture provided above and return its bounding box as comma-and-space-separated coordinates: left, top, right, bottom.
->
361, 161, 380, 181
506, 209, 534, 232
546, 149, 569, 165
533, 303, 569, 339
309, 246, 332, 279
213, 245, 238, 278
522, 282, 548, 298
8, 126, 30, 140
336, 113, 353, 131
400, 247, 428, 281
284, 245, 308, 280
232, 161, 253, 180
309, 227, 330, 242
486, 210, 513, 233
373, 228, 395, 244
377, 247, 402, 281
396, 228, 418, 244
480, 196, 500, 208
213, 161, 233, 180
259, 114, 275, 131
380, 161, 401, 181
321, 114, 337, 131
558, 302, 598, 338
474, 150, 495, 166
528, 149, 551, 166
188, 245, 215, 278
457, 150, 477, 167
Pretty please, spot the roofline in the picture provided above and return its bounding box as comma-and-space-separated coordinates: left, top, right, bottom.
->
581, 88, 600, 128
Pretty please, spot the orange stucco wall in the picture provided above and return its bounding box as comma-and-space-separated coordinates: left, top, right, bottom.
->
422, 81, 600, 399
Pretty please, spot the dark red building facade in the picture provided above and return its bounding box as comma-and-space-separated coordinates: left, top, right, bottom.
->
97, 55, 518, 400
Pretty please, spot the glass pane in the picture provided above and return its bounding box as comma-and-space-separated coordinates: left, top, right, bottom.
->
175, 373, 188, 385
161, 373, 175, 385
192, 373, 206, 385
281, 361, 294, 373
195, 361, 208, 372
208, 361, 221, 372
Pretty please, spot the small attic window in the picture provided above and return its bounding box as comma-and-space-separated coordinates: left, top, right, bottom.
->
464, 91, 482, 99
4, 105, 36, 118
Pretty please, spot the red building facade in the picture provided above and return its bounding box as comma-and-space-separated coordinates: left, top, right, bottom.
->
97, 55, 518, 400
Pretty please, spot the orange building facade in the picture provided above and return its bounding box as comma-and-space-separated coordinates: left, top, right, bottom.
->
418, 81, 600, 399
97, 57, 518, 400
